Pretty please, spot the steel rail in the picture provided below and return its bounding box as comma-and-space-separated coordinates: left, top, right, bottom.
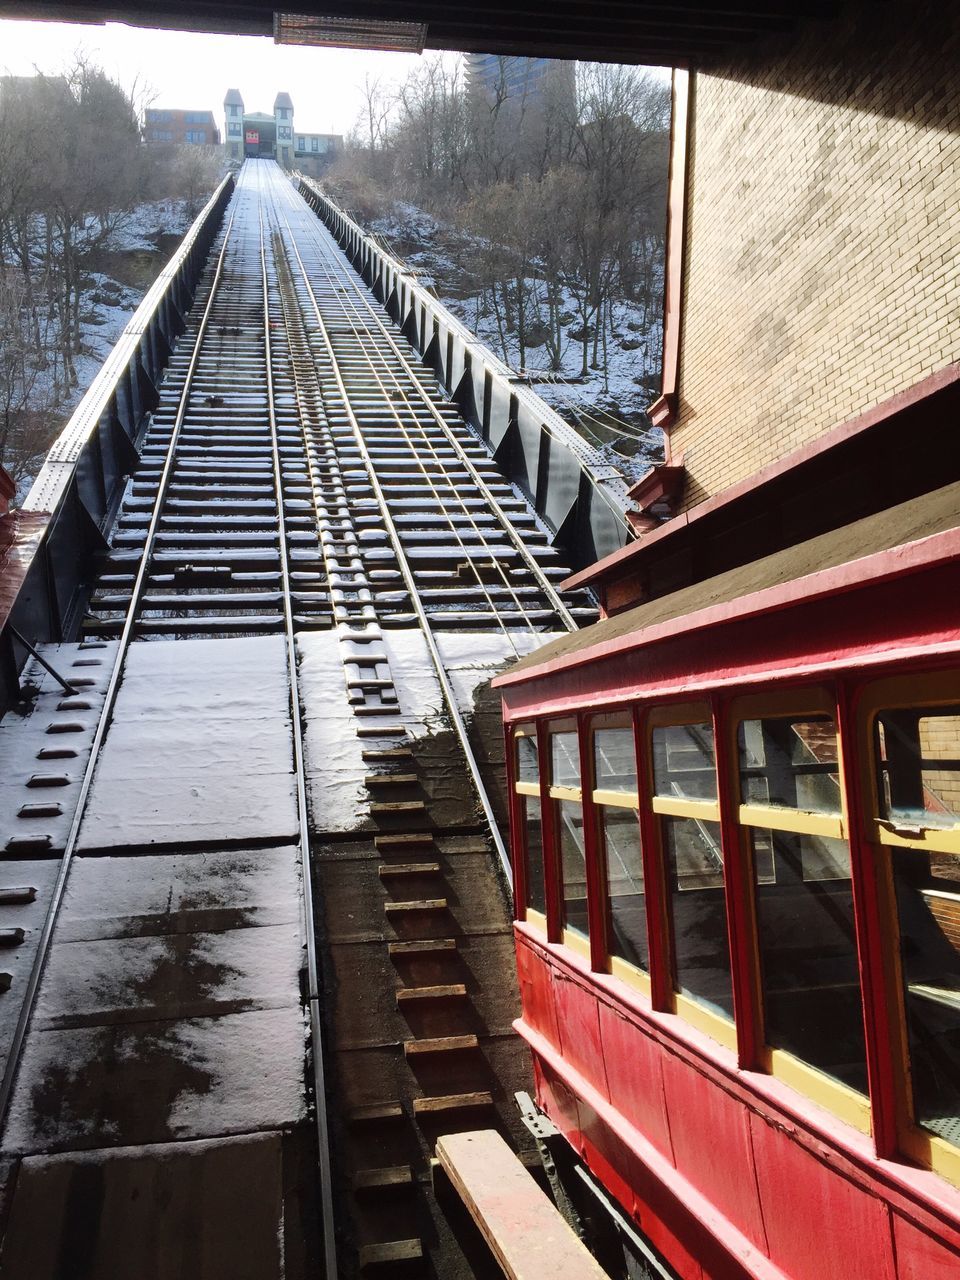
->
271, 180, 513, 880
0, 196, 241, 1130
255, 181, 338, 1280
285, 171, 579, 633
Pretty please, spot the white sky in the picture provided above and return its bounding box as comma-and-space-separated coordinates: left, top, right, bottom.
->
0, 18, 425, 135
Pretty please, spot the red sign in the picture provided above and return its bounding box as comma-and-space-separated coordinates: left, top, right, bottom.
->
245, 129, 259, 144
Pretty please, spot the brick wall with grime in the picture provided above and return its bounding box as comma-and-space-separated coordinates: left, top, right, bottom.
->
672, 3, 960, 513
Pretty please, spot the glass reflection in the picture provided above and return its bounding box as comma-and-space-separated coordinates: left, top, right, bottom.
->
601, 806, 647, 970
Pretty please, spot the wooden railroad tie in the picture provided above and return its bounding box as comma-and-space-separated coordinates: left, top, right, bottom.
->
396, 984, 466, 1005
404, 1035, 478, 1057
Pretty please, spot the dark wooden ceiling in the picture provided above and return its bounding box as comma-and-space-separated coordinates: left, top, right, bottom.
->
0, 0, 838, 66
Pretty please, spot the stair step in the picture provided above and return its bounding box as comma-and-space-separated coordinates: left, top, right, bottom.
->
384, 899, 447, 916
352, 1165, 413, 1192
348, 1102, 404, 1125
365, 774, 418, 787
370, 801, 426, 814
27, 775, 70, 789
362, 748, 414, 762
18, 802, 63, 819
0, 887, 36, 906
388, 938, 457, 958
412, 1091, 492, 1116
375, 833, 434, 850
358, 1239, 423, 1270
36, 747, 77, 760
46, 722, 86, 735
357, 725, 406, 738
396, 984, 466, 1004
0, 929, 25, 948
378, 863, 440, 879
404, 1035, 478, 1057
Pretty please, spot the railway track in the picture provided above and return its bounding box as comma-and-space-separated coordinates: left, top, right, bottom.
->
0, 161, 596, 1278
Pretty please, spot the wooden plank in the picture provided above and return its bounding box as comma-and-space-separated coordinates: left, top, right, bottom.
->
352, 1166, 413, 1191
365, 773, 419, 787
404, 1035, 479, 1057
357, 725, 406, 738
384, 899, 447, 915
412, 1092, 492, 1115
359, 1239, 423, 1269
378, 862, 440, 878
396, 984, 466, 1004
436, 1130, 609, 1279
388, 938, 457, 957
375, 832, 435, 849
348, 1102, 404, 1124
370, 801, 426, 813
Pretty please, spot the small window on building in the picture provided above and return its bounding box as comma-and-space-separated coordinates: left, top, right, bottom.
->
311, 136, 319, 151
739, 710, 867, 1097
652, 712, 733, 1029
875, 703, 960, 1149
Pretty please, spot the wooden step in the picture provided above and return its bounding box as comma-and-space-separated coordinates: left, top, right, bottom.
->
384, 899, 447, 916
352, 1165, 413, 1192
357, 725, 407, 738
404, 1035, 478, 1057
388, 938, 457, 958
378, 863, 440, 879
365, 773, 418, 788
363, 748, 414, 762
376, 833, 434, 850
413, 1092, 492, 1116
348, 1102, 404, 1125
359, 1239, 423, 1270
370, 800, 426, 814
396, 984, 466, 1004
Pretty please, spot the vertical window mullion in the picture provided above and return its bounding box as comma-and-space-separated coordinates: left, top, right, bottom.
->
537, 721, 563, 942
506, 727, 526, 917
840, 681, 904, 1159
636, 707, 672, 1010
714, 694, 763, 1069
579, 714, 606, 970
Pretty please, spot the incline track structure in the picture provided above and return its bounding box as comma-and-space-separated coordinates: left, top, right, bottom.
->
0, 162, 598, 1278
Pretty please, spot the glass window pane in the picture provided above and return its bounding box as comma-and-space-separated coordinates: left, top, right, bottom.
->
653, 722, 716, 801
751, 829, 867, 1093
551, 731, 580, 788
601, 806, 647, 971
664, 816, 732, 1018
594, 727, 637, 793
739, 716, 841, 812
877, 707, 960, 832
557, 800, 588, 937
516, 728, 538, 784
523, 797, 546, 916
892, 843, 960, 1144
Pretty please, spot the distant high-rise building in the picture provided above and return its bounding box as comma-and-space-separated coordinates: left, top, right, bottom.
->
464, 54, 574, 108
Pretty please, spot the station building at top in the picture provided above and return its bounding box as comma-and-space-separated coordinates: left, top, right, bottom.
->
223, 87, 342, 175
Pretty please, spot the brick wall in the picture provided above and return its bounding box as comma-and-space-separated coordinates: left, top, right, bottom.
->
672, 2, 960, 513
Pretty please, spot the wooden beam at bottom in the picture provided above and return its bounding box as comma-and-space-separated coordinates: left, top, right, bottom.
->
435, 1129, 609, 1279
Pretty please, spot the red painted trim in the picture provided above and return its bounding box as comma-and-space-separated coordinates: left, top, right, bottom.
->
517, 1016, 792, 1280
578, 714, 607, 971
651, 69, 691, 445
537, 721, 563, 942
636, 706, 672, 1011
504, 714, 526, 917
835, 680, 899, 1160
496, 525, 960, 691
564, 363, 960, 594
515, 930, 960, 1248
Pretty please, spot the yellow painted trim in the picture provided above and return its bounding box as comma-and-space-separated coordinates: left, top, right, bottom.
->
648, 701, 711, 729
515, 781, 540, 798
876, 821, 960, 856
674, 992, 737, 1052
524, 907, 548, 934
592, 788, 641, 809
730, 687, 836, 722
901, 1124, 960, 1190
609, 954, 652, 999
651, 795, 721, 822
562, 927, 592, 960
763, 1047, 871, 1135
738, 804, 844, 840
549, 785, 583, 803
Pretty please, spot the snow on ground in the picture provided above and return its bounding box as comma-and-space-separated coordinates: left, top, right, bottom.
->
367, 200, 665, 482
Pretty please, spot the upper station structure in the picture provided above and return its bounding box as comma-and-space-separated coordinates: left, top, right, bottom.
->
223, 87, 342, 173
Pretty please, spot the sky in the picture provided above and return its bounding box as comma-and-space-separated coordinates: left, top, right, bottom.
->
0, 18, 425, 135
